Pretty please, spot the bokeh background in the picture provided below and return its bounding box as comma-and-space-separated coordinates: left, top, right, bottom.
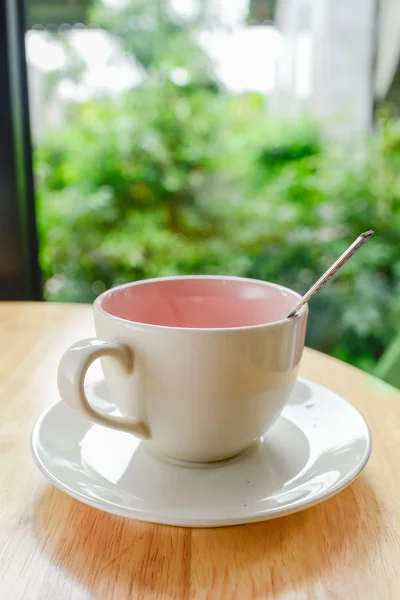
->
26, 0, 400, 372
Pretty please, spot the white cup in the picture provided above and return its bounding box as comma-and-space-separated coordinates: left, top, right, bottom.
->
57, 276, 308, 463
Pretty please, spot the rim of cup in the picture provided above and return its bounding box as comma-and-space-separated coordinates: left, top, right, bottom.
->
94, 274, 308, 332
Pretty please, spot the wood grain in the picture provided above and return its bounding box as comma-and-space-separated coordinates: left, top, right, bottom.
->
0, 302, 399, 599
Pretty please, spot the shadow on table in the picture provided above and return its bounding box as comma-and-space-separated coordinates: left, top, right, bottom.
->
33, 475, 380, 599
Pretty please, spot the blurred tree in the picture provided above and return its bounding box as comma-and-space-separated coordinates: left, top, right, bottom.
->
37, 0, 254, 299
36, 0, 400, 372
91, 0, 220, 88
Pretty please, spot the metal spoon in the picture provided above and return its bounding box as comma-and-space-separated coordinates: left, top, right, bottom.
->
287, 230, 374, 318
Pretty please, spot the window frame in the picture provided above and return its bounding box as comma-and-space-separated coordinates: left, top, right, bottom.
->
0, 0, 41, 300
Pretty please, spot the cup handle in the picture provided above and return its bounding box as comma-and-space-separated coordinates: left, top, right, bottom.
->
57, 338, 151, 439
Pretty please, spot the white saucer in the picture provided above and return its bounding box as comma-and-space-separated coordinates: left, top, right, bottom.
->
31, 378, 371, 528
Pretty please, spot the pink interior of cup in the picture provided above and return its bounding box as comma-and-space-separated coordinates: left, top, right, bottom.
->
99, 277, 300, 329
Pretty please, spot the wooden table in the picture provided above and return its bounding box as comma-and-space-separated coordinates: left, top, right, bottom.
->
1, 302, 400, 599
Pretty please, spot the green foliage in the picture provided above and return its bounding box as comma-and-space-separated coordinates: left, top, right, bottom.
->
90, 0, 218, 85
36, 0, 400, 371
37, 86, 251, 300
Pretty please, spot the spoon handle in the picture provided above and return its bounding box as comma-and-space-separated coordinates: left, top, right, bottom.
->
287, 230, 374, 318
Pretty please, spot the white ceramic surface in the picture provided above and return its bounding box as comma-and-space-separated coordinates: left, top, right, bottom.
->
57, 276, 308, 462
31, 377, 371, 528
